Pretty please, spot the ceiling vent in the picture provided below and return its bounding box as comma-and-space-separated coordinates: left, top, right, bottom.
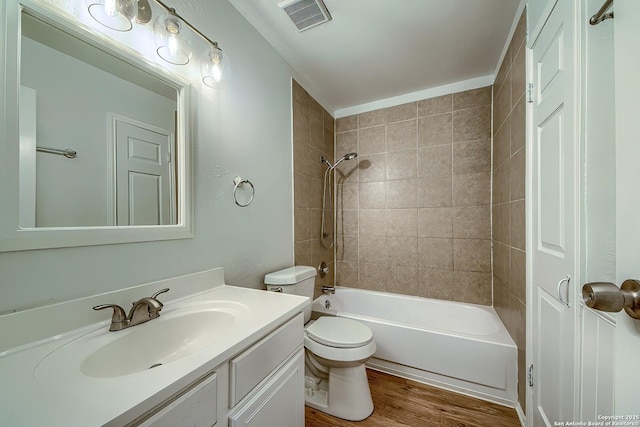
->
278, 0, 332, 32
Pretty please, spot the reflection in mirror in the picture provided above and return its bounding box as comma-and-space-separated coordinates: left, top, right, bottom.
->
20, 11, 178, 227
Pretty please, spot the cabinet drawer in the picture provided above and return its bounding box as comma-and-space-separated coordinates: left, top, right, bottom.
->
229, 313, 303, 407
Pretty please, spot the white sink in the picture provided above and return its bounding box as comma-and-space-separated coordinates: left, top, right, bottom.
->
34, 301, 250, 380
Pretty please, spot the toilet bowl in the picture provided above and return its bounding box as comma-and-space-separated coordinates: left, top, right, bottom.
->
264, 266, 376, 421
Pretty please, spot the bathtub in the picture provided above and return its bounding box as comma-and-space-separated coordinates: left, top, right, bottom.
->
312, 287, 518, 406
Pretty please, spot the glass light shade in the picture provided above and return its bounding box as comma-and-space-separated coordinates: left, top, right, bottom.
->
201, 44, 231, 89
153, 13, 192, 65
85, 0, 138, 32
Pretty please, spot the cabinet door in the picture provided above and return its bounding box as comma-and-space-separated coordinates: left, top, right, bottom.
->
136, 372, 217, 427
229, 349, 304, 427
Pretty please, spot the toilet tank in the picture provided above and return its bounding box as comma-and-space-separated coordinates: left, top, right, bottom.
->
264, 266, 316, 323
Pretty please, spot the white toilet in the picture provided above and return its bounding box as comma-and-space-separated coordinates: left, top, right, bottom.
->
264, 266, 376, 421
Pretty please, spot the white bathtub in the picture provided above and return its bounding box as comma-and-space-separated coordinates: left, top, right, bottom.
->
312, 287, 517, 406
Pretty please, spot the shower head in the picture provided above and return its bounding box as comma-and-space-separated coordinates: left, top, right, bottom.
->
331, 152, 358, 169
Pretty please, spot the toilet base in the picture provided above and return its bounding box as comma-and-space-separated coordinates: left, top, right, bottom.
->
304, 364, 374, 421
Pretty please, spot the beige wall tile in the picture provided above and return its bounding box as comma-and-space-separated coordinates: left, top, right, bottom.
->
386, 102, 417, 123
418, 238, 453, 269
295, 208, 311, 242
386, 149, 417, 180
335, 160, 359, 184
511, 199, 526, 250
418, 175, 453, 207
358, 109, 386, 128
359, 181, 386, 209
453, 271, 492, 305
453, 206, 490, 239
511, 97, 526, 155
387, 208, 418, 237
336, 130, 357, 157
494, 51, 511, 97
493, 119, 511, 169
387, 265, 419, 295
509, 149, 526, 200
337, 209, 358, 235
336, 115, 357, 132
494, 74, 511, 129
295, 240, 312, 267
417, 267, 454, 299
418, 113, 453, 146
336, 261, 358, 287
386, 179, 418, 208
418, 208, 453, 238
359, 154, 386, 182
453, 239, 492, 272
418, 145, 452, 178
387, 120, 417, 151
453, 139, 491, 175
293, 102, 309, 145
452, 172, 491, 207
492, 164, 510, 205
359, 235, 387, 265
493, 242, 510, 283
510, 248, 526, 303
511, 44, 526, 108
359, 209, 387, 236
309, 97, 323, 121
309, 116, 324, 151
387, 236, 418, 267
323, 109, 335, 131
497, 203, 511, 245
359, 125, 386, 155
453, 86, 492, 110
336, 235, 358, 262
418, 94, 452, 117
336, 183, 359, 211
452, 106, 491, 142
360, 263, 389, 292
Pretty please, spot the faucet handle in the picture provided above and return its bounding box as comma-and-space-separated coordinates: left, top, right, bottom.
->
93, 304, 128, 331
151, 288, 170, 300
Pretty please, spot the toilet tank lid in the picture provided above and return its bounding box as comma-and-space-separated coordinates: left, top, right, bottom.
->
264, 266, 317, 285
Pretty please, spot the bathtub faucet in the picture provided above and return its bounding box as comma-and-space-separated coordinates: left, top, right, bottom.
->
322, 285, 335, 294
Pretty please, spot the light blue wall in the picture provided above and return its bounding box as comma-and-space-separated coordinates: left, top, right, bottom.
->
0, 0, 296, 313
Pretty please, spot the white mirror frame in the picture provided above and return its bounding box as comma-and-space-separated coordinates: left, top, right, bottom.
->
0, 0, 194, 252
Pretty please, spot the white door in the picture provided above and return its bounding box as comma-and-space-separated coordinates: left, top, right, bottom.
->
529, 0, 579, 425
114, 117, 174, 226
613, 0, 640, 413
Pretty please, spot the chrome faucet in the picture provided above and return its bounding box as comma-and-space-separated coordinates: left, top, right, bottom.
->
93, 288, 169, 331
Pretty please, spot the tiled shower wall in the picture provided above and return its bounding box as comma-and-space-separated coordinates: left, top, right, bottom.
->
292, 80, 335, 297
334, 87, 492, 305
493, 10, 526, 411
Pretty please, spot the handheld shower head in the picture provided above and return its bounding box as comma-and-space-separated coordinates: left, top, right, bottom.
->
331, 152, 358, 169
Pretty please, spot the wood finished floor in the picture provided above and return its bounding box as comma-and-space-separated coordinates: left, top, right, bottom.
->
305, 369, 520, 427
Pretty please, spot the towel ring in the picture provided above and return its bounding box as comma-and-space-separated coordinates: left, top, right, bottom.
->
233, 176, 254, 207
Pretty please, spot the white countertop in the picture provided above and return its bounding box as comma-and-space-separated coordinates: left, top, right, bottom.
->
0, 271, 308, 426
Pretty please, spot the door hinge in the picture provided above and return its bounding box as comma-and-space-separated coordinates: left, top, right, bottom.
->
528, 364, 534, 387
526, 83, 534, 103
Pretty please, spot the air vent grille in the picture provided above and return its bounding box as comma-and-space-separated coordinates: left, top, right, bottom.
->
278, 0, 332, 32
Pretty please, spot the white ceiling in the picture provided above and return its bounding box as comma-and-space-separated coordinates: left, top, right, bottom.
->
228, 0, 523, 115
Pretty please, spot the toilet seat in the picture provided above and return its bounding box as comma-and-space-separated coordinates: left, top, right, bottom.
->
306, 317, 373, 348
304, 317, 377, 364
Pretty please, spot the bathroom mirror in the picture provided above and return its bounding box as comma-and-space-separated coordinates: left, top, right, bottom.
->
0, 0, 193, 251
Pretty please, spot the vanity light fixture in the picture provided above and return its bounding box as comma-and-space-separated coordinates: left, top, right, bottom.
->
85, 0, 139, 31
86, 0, 230, 87
154, 0, 230, 88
